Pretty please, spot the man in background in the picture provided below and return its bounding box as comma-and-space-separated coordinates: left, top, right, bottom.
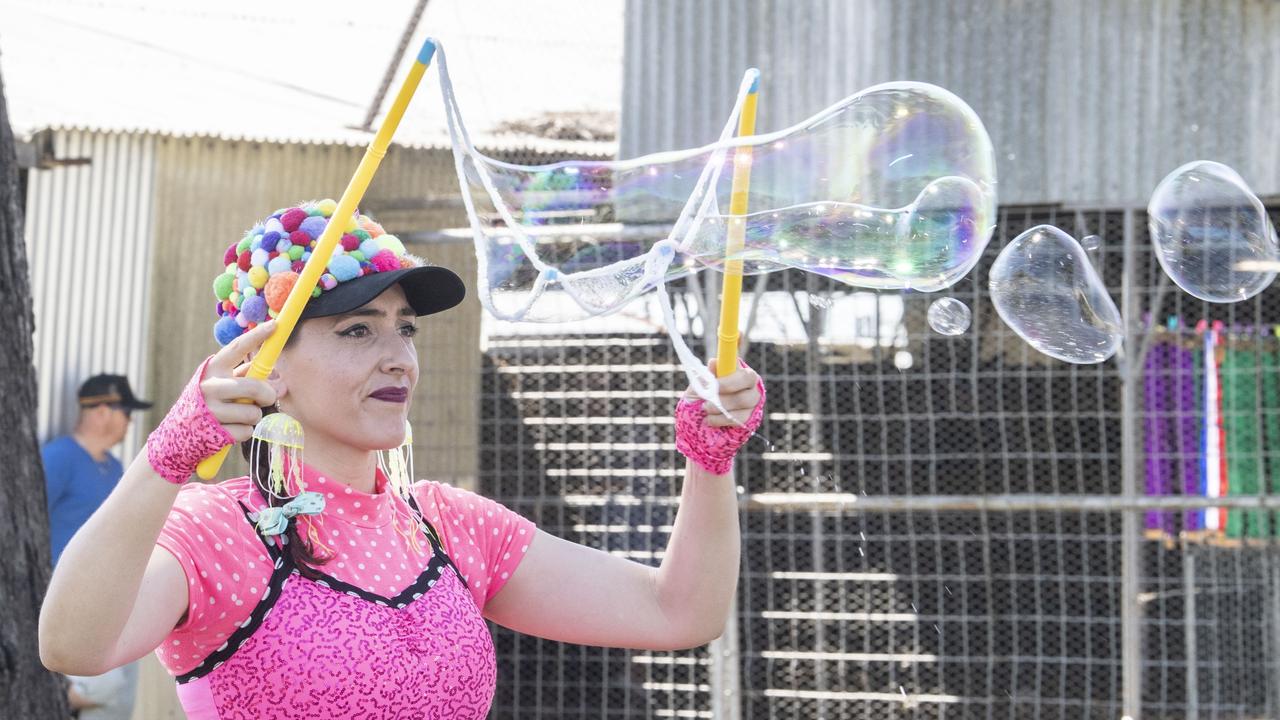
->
43, 374, 151, 720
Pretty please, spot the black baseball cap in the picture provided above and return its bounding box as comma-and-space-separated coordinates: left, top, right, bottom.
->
299, 265, 466, 320
77, 374, 153, 410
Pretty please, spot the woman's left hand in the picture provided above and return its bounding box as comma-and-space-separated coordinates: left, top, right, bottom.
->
685, 359, 763, 427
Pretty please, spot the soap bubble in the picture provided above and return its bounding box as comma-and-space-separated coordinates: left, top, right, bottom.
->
447, 76, 997, 322
927, 297, 971, 335
989, 225, 1123, 364
1148, 161, 1278, 303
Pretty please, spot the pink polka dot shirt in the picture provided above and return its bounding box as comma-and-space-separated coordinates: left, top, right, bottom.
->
154, 466, 535, 676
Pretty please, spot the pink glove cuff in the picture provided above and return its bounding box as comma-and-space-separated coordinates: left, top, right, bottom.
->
674, 366, 766, 475
146, 356, 234, 485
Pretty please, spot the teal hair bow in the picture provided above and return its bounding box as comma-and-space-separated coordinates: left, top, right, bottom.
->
255, 491, 325, 537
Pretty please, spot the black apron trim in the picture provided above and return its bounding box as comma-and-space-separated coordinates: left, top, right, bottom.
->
175, 491, 466, 684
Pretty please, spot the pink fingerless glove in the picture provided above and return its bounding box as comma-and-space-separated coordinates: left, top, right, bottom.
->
146, 356, 235, 485
674, 365, 766, 475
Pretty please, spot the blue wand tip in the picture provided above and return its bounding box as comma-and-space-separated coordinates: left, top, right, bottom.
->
418, 38, 438, 65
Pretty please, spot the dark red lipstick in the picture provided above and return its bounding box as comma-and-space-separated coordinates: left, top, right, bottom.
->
369, 387, 409, 403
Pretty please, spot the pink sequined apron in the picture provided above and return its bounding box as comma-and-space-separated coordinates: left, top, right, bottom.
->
173, 497, 496, 719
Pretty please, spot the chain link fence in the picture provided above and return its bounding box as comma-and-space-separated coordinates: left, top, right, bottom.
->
477, 204, 1280, 719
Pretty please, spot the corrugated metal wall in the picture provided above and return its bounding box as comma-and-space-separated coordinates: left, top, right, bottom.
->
24, 130, 156, 458
621, 0, 1280, 206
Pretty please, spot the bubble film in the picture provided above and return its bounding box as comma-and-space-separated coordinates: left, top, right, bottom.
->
1148, 161, 1278, 303
989, 225, 1122, 364
927, 297, 971, 336
439, 54, 997, 323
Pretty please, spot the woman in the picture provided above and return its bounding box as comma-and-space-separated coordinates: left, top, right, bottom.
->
39, 201, 765, 718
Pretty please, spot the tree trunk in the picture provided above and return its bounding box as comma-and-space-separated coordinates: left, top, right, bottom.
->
0, 58, 71, 716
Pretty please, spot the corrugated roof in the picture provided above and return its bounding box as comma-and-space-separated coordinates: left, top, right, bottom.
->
0, 0, 622, 155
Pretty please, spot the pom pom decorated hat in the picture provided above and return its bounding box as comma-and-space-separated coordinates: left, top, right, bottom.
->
211, 199, 465, 345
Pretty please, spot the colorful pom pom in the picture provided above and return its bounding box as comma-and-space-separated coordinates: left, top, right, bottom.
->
344, 215, 358, 233
281, 208, 308, 232
241, 294, 269, 323
243, 287, 256, 297
248, 266, 269, 289
370, 249, 401, 273
316, 198, 338, 216
267, 256, 292, 275
359, 217, 385, 237
237, 237, 252, 254
229, 291, 242, 307
329, 254, 361, 282
320, 273, 338, 290
291, 260, 305, 273
299, 215, 328, 240
212, 272, 235, 301
375, 234, 406, 256
260, 231, 281, 252
288, 230, 310, 248
223, 244, 238, 266
234, 312, 250, 328
340, 234, 360, 251
349, 251, 365, 263
311, 286, 322, 298
353, 229, 371, 242
237, 250, 252, 271
358, 239, 381, 259
264, 217, 284, 236
264, 271, 298, 312
250, 248, 269, 268
398, 256, 416, 270
214, 315, 244, 345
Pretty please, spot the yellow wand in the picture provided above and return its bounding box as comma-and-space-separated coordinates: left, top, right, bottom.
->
195, 38, 439, 480
714, 72, 760, 379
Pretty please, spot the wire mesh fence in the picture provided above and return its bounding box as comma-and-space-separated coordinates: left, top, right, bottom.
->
477, 203, 1280, 719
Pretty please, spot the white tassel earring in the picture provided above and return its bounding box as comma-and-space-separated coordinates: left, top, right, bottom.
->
251, 409, 331, 555
379, 420, 428, 554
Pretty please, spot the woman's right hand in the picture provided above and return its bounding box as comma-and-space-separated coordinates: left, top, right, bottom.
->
198, 320, 279, 443
146, 321, 279, 484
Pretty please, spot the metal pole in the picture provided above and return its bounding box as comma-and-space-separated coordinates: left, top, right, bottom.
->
1269, 549, 1280, 716
701, 266, 739, 719
1183, 551, 1198, 720
803, 274, 828, 715
1120, 207, 1143, 720
709, 593, 743, 720
739, 492, 1280, 514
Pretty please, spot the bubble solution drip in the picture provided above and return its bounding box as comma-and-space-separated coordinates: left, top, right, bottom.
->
989, 225, 1122, 364
1148, 160, 1279, 303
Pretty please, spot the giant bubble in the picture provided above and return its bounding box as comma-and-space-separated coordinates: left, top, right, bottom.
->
436, 47, 997, 324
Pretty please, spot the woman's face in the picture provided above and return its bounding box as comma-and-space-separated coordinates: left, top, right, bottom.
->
275, 284, 420, 452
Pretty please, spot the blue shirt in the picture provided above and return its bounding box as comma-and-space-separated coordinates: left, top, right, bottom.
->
43, 436, 123, 566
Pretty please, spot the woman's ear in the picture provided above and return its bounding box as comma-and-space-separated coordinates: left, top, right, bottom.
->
266, 367, 288, 403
